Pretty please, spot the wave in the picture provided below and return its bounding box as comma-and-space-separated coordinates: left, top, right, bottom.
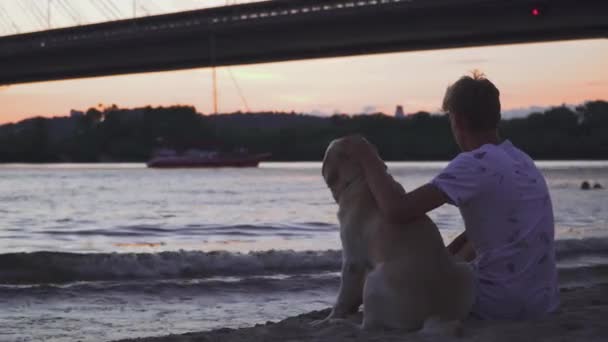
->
38, 222, 337, 238
2, 264, 608, 299
0, 249, 342, 284
558, 264, 608, 288
0, 273, 341, 298
1, 237, 607, 285
555, 237, 608, 259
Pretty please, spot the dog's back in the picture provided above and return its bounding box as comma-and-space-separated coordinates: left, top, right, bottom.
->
339, 181, 474, 330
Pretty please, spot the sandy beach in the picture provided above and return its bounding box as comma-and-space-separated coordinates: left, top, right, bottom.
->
116, 283, 608, 342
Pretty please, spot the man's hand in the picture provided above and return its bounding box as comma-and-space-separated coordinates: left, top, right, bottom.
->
342, 135, 380, 164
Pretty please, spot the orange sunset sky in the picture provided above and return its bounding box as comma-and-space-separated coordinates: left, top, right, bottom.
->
0, 0, 606, 124
1, 38, 607, 125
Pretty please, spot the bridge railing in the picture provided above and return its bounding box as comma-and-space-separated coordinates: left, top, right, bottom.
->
0, 0, 424, 58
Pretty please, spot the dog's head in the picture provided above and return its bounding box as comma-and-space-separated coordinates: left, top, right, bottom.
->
322, 138, 365, 202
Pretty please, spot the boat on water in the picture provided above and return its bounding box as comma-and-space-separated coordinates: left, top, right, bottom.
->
147, 148, 271, 168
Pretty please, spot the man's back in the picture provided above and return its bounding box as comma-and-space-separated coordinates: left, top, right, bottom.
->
432, 140, 559, 319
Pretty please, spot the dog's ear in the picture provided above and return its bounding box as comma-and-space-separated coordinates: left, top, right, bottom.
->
326, 168, 339, 186
321, 155, 338, 186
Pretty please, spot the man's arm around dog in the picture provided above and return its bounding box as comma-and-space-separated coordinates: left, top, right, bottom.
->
344, 136, 448, 225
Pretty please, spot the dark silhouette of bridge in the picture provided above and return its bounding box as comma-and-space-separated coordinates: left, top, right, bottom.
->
0, 0, 606, 85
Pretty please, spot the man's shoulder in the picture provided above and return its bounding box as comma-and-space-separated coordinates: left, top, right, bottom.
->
449, 150, 482, 164
446, 146, 494, 170
470, 140, 537, 167
500, 140, 540, 169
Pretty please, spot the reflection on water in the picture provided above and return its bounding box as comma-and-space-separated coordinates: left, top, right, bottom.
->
0, 161, 606, 254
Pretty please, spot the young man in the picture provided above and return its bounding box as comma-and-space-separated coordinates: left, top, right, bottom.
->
344, 73, 559, 320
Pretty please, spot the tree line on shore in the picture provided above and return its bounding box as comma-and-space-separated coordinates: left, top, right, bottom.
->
0, 100, 606, 162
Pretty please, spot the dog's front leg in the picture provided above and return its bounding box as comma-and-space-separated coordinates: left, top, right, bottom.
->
312, 260, 367, 326
333, 261, 367, 317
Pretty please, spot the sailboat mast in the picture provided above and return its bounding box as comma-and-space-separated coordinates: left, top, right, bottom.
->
212, 66, 218, 114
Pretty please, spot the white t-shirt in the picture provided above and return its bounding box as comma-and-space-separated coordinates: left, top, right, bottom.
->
431, 140, 559, 320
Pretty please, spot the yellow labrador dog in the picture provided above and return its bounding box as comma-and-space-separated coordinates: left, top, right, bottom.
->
319, 137, 475, 331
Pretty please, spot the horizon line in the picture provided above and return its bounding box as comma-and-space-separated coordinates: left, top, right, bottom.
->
3, 99, 606, 126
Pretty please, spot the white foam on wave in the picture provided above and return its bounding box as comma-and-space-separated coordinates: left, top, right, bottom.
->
555, 237, 608, 258
0, 249, 342, 284
1, 236, 606, 285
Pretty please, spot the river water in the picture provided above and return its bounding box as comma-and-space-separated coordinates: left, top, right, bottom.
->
1, 161, 607, 341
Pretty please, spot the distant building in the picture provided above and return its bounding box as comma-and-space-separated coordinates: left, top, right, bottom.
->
70, 109, 84, 118
394, 105, 405, 118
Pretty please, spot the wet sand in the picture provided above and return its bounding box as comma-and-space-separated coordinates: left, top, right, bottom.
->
116, 283, 608, 342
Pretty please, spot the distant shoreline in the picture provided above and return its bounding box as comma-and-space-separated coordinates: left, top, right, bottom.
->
2, 102, 607, 162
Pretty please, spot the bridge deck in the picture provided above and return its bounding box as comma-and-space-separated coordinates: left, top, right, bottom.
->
0, 0, 606, 85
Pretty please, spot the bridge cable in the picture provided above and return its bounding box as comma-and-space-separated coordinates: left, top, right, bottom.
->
61, 0, 85, 25
137, 3, 151, 16
222, 0, 250, 112
56, 0, 80, 25
227, 68, 251, 112
0, 8, 12, 35
96, 0, 119, 20
27, 0, 50, 28
103, 0, 122, 18
88, 1, 109, 20
104, 0, 124, 19
95, 0, 115, 19
46, 0, 53, 29
145, 0, 164, 14
15, 0, 45, 30
54, 0, 73, 24
0, 3, 14, 33
89, 0, 114, 21
0, 3, 21, 34
15, 1, 39, 29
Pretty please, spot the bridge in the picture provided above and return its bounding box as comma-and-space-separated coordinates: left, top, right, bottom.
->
0, 0, 607, 85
